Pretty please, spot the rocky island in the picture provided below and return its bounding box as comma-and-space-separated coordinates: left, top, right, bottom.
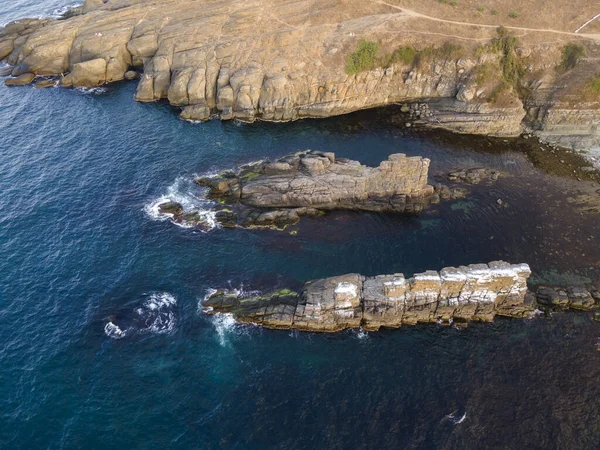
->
202, 261, 600, 332
155, 150, 471, 229
1, 0, 600, 155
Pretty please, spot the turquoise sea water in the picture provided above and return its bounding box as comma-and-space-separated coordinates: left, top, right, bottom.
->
1, 2, 600, 448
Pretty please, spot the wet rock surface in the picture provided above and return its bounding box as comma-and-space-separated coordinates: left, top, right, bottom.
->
447, 167, 501, 185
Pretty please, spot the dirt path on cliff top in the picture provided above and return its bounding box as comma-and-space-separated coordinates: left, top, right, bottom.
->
376, 1, 600, 41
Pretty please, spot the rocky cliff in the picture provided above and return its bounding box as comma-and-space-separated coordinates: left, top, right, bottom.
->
1, 0, 599, 150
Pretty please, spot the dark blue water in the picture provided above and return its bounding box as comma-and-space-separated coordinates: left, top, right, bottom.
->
2, 3, 600, 448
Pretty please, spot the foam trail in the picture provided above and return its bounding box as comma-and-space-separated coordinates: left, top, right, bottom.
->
104, 322, 127, 339
211, 313, 238, 347
75, 87, 108, 95
145, 176, 218, 231
137, 292, 177, 335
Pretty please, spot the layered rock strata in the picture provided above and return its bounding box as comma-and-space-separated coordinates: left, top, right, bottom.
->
198, 150, 433, 210
157, 150, 442, 229
1, 0, 599, 149
202, 261, 536, 332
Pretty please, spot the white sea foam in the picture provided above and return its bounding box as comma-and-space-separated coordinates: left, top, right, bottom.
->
445, 412, 467, 425
49, 2, 82, 19
354, 328, 369, 340
104, 321, 127, 339
75, 86, 108, 95
211, 313, 239, 346
145, 175, 219, 231
137, 292, 177, 335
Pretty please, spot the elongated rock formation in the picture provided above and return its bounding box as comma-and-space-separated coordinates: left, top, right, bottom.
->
199, 150, 433, 209
202, 261, 535, 332
161, 150, 440, 229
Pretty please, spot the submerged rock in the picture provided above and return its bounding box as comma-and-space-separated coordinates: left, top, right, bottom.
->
203, 261, 536, 332
447, 168, 501, 185
535, 286, 596, 311
157, 201, 183, 216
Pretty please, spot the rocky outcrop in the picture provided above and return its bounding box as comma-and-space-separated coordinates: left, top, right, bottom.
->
202, 261, 535, 332
198, 151, 433, 210
203, 262, 600, 332
5, 72, 35, 86
154, 151, 474, 230
178, 150, 435, 229
2, 0, 599, 147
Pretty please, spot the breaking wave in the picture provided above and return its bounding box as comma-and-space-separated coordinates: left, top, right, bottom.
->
104, 292, 178, 339
135, 292, 178, 335
145, 175, 218, 231
50, 2, 82, 19
104, 321, 127, 339
75, 86, 109, 95
445, 411, 467, 425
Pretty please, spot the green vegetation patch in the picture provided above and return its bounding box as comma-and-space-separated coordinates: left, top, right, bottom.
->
590, 73, 600, 95
558, 43, 586, 73
345, 39, 379, 75
477, 27, 524, 90
346, 40, 464, 75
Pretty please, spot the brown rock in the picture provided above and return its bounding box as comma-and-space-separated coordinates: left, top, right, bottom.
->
124, 70, 138, 80
60, 74, 73, 87
0, 66, 14, 77
0, 39, 13, 60
71, 59, 107, 87
35, 79, 57, 88
5, 72, 35, 86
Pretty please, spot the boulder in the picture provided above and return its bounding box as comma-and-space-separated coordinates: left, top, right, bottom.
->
5, 73, 35, 86
60, 74, 73, 87
71, 58, 107, 87
0, 66, 14, 77
35, 79, 57, 88
0, 39, 13, 60
124, 70, 138, 80
157, 201, 183, 216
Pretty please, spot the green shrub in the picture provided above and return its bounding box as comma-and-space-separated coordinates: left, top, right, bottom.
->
476, 6, 485, 12
558, 43, 586, 72
476, 27, 524, 90
346, 39, 379, 74
491, 9, 499, 15
438, 41, 463, 58
508, 11, 519, 18
386, 46, 418, 66
438, 0, 449, 3
450, 1, 458, 6
590, 74, 600, 94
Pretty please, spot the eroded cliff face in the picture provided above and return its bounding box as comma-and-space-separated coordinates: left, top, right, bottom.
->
1, 0, 599, 147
